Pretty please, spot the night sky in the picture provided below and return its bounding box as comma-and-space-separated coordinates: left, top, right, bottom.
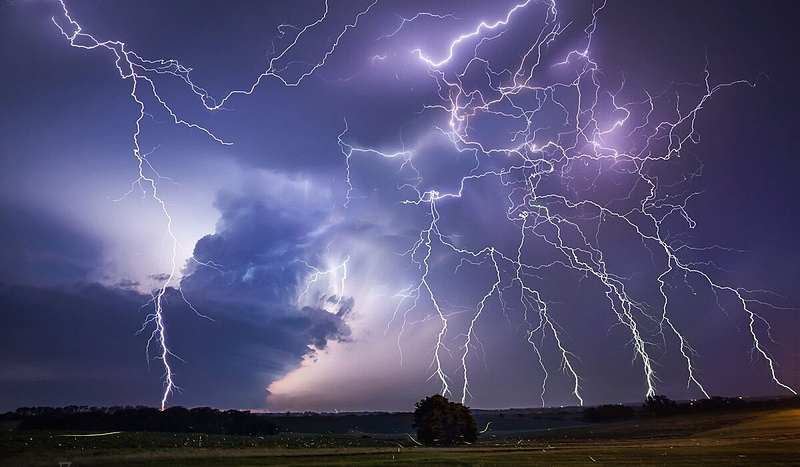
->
0, 0, 798, 412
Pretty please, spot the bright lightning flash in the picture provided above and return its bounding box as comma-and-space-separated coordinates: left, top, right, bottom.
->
50, 0, 796, 409
51, 0, 374, 408
346, 0, 796, 405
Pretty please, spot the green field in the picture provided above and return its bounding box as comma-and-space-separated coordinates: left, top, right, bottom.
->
2, 408, 798, 466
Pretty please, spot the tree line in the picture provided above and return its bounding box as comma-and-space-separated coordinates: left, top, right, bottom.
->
584, 394, 800, 422
2, 406, 279, 436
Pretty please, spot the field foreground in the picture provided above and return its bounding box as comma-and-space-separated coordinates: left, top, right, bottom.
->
2, 407, 798, 466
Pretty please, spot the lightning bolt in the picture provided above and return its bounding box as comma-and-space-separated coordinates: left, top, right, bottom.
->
50, 0, 795, 410
296, 255, 350, 310
52, 0, 375, 408
344, 0, 796, 405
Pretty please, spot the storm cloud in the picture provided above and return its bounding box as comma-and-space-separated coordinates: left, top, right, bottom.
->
1, 0, 799, 412
0, 190, 356, 410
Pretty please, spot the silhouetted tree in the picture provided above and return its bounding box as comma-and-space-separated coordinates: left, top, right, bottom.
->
412, 395, 478, 446
644, 395, 678, 416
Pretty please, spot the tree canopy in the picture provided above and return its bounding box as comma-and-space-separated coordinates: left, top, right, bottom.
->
412, 395, 478, 446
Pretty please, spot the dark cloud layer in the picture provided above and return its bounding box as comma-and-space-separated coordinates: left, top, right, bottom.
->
0, 205, 102, 285
0, 280, 162, 409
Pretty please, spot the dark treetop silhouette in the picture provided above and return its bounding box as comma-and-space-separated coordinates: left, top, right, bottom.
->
412, 395, 478, 446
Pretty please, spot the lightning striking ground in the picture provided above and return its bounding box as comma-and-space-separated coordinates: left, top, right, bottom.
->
51, 0, 375, 408
343, 0, 796, 405
49, 0, 796, 409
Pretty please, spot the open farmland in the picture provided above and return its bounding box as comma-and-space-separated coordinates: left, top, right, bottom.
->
2, 407, 798, 466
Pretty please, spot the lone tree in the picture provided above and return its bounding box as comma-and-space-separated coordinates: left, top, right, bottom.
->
412, 395, 478, 446
644, 395, 678, 416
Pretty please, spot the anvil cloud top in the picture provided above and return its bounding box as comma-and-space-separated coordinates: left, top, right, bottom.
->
0, 0, 798, 412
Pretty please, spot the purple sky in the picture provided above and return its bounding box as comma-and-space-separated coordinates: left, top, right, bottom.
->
0, 0, 798, 412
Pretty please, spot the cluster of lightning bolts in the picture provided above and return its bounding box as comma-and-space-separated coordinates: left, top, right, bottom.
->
52, 0, 375, 408
342, 0, 797, 405
52, 0, 795, 410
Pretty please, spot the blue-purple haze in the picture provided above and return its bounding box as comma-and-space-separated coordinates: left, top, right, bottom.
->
0, 0, 798, 412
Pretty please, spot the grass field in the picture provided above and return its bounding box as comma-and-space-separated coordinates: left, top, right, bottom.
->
2, 407, 798, 466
